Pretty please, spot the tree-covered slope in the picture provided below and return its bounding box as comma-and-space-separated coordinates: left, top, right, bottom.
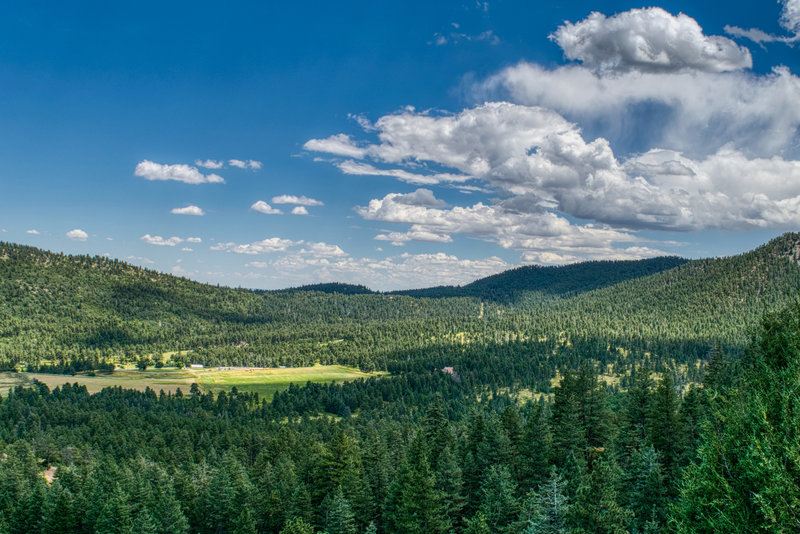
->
391, 256, 688, 302
1, 234, 799, 377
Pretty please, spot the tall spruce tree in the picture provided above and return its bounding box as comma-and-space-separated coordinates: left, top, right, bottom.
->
672, 300, 800, 532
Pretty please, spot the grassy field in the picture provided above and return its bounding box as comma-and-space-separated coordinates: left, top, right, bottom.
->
0, 365, 385, 400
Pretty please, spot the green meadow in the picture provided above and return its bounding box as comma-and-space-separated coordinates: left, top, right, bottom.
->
0, 365, 385, 400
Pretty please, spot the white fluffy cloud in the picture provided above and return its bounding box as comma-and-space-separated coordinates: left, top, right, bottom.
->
272, 195, 324, 206
303, 133, 367, 158
250, 201, 282, 215
186, 237, 202, 243
268, 251, 510, 291
26, 229, 40, 235
783, 0, 800, 34
551, 8, 751, 74
334, 160, 472, 185
66, 229, 88, 241
229, 159, 262, 170
141, 234, 183, 247
211, 237, 299, 255
311, 101, 800, 237
171, 205, 206, 216
194, 159, 224, 169
134, 160, 224, 184
726, 0, 800, 44
483, 63, 800, 158
357, 190, 658, 259
291, 206, 309, 215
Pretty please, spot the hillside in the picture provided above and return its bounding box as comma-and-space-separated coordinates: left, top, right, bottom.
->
391, 256, 688, 302
1, 235, 799, 383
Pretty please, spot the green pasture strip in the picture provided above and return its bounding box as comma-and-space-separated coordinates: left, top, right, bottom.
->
0, 365, 385, 399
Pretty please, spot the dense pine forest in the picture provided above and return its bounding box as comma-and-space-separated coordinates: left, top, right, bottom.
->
1, 234, 800, 532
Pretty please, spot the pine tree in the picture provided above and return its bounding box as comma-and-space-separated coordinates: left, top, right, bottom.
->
627, 445, 667, 532
463, 511, 491, 534
435, 444, 465, 531
384, 433, 446, 534
672, 300, 800, 532
280, 517, 315, 534
517, 402, 551, 491
518, 466, 570, 534
324, 487, 357, 534
477, 464, 519, 533
570, 455, 632, 534
647, 372, 684, 489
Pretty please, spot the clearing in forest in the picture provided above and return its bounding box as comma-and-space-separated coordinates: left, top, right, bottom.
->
0, 364, 384, 400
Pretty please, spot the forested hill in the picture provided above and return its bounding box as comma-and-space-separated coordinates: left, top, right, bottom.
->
1, 234, 799, 376
390, 256, 688, 302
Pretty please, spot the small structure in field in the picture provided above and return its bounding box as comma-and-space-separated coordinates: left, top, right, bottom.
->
189, 364, 204, 369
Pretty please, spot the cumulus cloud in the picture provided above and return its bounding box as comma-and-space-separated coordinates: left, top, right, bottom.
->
26, 229, 40, 235
141, 234, 183, 247
195, 159, 224, 169
783, 0, 800, 34
358, 190, 653, 258
269, 251, 509, 291
66, 229, 88, 241
272, 195, 324, 206
291, 206, 309, 215
300, 242, 347, 257
211, 237, 299, 255
551, 7, 751, 74
229, 159, 262, 170
171, 205, 206, 216
334, 160, 472, 185
186, 237, 202, 243
126, 255, 154, 264
134, 160, 224, 184
726, 0, 800, 44
303, 134, 367, 158
312, 102, 800, 239
482, 63, 800, 158
375, 229, 453, 246
250, 201, 282, 215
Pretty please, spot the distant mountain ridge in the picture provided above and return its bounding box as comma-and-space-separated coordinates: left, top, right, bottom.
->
2, 233, 799, 371
390, 256, 689, 302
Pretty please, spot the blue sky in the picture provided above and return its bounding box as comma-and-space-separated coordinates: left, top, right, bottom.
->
1, 0, 799, 290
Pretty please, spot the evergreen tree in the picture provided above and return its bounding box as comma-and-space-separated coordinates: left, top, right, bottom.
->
647, 372, 684, 489
570, 455, 632, 534
477, 464, 519, 533
517, 402, 551, 491
280, 517, 315, 534
518, 466, 570, 534
324, 487, 357, 534
384, 433, 446, 534
672, 300, 800, 533
627, 445, 667, 532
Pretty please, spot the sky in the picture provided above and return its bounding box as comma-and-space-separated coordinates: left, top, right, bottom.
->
1, 0, 799, 291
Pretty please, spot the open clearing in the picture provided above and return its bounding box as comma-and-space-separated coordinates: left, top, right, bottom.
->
0, 365, 384, 400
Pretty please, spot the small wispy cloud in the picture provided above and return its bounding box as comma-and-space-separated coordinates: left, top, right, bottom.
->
26, 229, 40, 235
229, 159, 262, 170
171, 205, 206, 216
141, 234, 183, 247
194, 159, 224, 169
251, 200, 283, 215
135, 160, 224, 184
272, 195, 324, 206
430, 29, 499, 46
